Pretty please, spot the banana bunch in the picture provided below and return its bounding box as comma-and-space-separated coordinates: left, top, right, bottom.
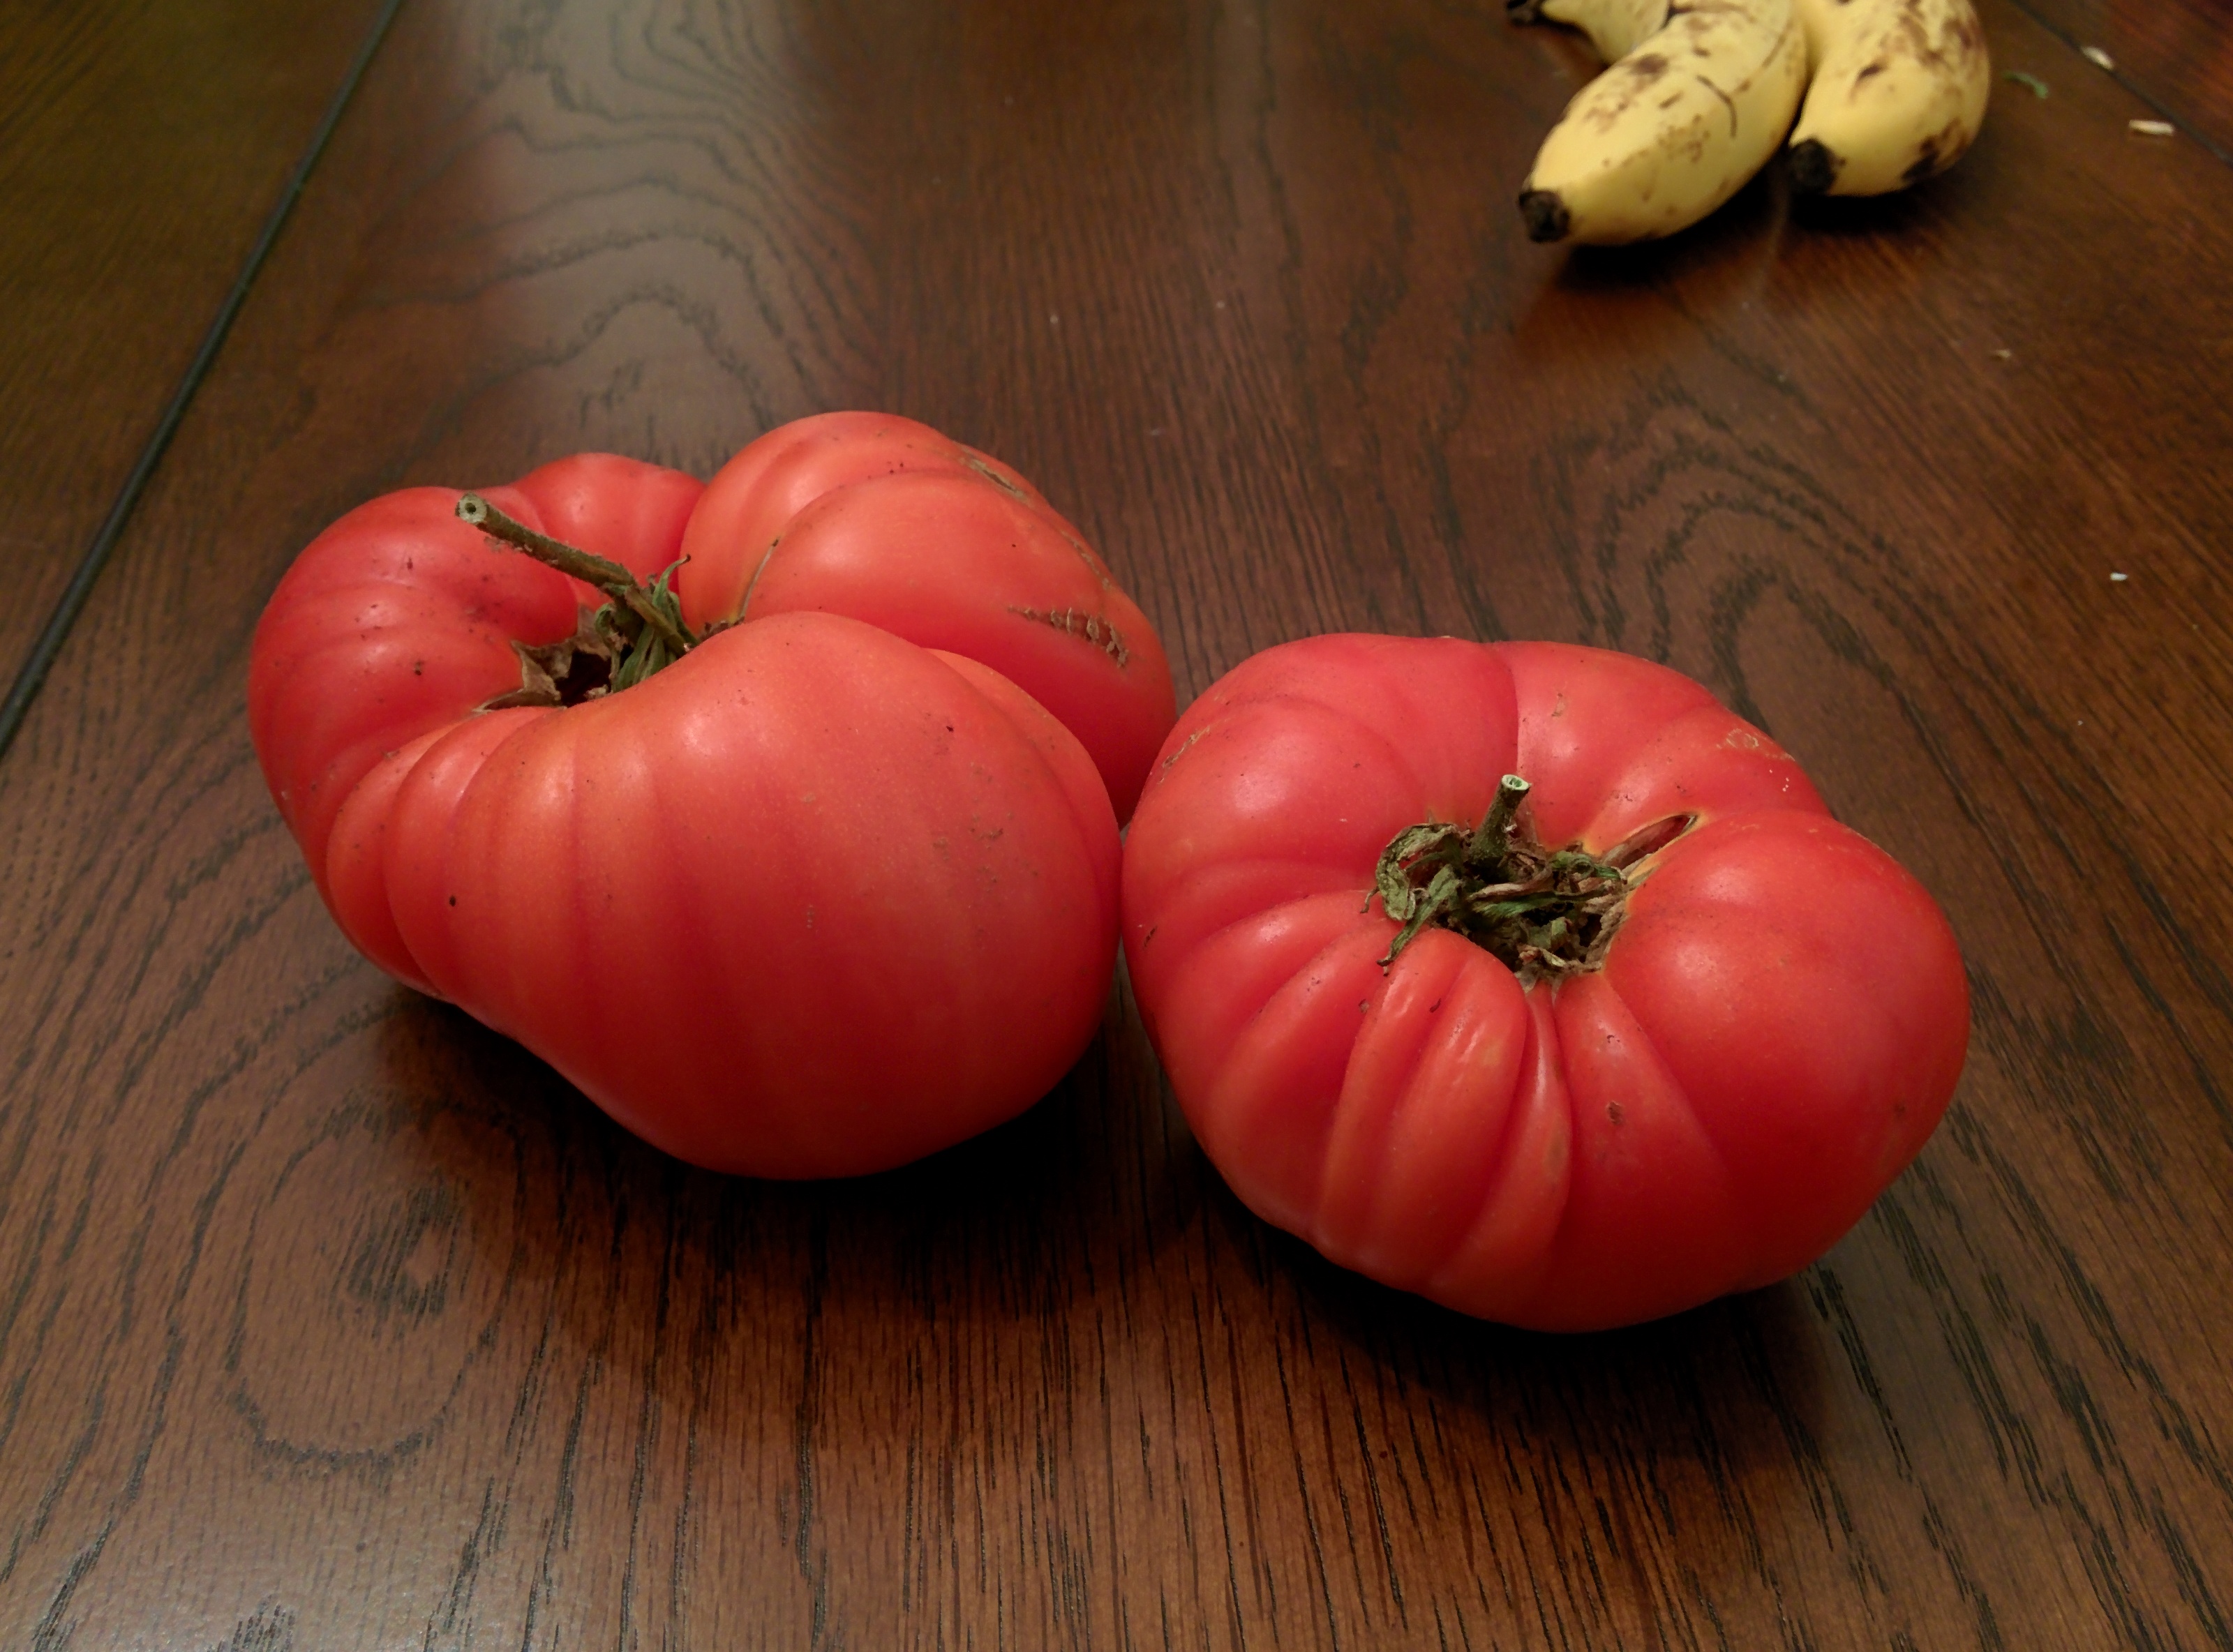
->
1511, 0, 1992, 244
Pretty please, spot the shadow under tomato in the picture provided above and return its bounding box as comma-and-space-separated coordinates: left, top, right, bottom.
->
370, 971, 1199, 1337
352, 973, 1851, 1635
1260, 1210, 1833, 1476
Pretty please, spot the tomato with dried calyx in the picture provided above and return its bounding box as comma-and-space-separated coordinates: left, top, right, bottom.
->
251, 420, 1171, 1178
1119, 633, 1969, 1331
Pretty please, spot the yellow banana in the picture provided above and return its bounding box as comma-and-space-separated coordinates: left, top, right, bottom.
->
1511, 0, 1669, 63
1516, 0, 1809, 245
1785, 0, 1991, 196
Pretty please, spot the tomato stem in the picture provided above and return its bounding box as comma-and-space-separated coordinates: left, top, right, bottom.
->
457, 492, 629, 588
1474, 773, 1532, 851
457, 493, 698, 696
1373, 777, 1689, 979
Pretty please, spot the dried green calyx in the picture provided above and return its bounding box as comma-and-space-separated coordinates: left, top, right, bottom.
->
457, 492, 699, 706
1373, 774, 1691, 981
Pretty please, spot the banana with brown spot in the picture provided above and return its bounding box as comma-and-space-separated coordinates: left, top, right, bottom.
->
1785, 0, 1992, 195
1517, 0, 1809, 245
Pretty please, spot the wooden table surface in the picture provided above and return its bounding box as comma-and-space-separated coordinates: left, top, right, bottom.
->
4, 0, 2230, 1646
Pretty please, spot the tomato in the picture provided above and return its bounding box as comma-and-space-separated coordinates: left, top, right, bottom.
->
676, 412, 1174, 820
1119, 633, 1969, 1330
251, 423, 1167, 1176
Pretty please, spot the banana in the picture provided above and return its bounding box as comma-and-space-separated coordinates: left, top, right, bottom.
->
1509, 0, 1669, 64
1516, 0, 1810, 245
1785, 0, 1991, 196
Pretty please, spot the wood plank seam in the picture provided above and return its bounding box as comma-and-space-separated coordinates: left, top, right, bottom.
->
0, 0, 412, 772
1999, 0, 2233, 165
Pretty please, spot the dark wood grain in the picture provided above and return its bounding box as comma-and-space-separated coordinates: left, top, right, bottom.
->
0, 0, 389, 694
2010, 0, 2233, 158
3, 0, 2232, 1646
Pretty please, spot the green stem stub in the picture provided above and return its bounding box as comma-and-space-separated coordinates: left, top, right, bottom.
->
1373, 774, 1688, 982
458, 492, 698, 703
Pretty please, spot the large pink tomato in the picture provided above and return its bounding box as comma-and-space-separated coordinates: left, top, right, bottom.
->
1120, 633, 1969, 1330
676, 412, 1174, 820
251, 421, 1169, 1177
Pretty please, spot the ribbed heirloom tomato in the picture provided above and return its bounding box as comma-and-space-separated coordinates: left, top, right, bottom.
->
250, 414, 1174, 1177
1120, 633, 1967, 1330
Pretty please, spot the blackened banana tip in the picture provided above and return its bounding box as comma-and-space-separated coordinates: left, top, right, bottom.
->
1787, 137, 1840, 195
1519, 188, 1571, 243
